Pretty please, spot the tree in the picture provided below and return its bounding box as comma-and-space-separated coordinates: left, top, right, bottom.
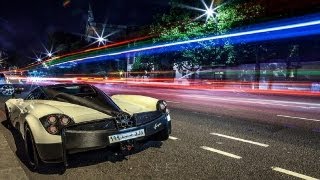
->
286, 44, 299, 80
130, 56, 153, 77
147, 0, 263, 78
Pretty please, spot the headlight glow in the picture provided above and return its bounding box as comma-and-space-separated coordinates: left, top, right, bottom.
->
157, 100, 169, 113
159, 103, 166, 110
167, 114, 171, 121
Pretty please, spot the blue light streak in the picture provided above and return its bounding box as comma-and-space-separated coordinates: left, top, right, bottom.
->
53, 16, 320, 67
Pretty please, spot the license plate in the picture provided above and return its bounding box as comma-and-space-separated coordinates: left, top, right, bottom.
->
108, 129, 145, 144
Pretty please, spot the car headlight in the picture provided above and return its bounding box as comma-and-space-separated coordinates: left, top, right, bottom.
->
157, 100, 169, 113
40, 114, 75, 135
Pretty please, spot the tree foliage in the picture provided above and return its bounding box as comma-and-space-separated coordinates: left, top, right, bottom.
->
137, 0, 264, 74
130, 56, 153, 76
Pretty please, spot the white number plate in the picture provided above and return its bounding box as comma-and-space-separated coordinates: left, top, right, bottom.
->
108, 129, 145, 144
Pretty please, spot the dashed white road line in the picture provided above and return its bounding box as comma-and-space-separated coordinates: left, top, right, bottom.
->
210, 133, 269, 147
200, 146, 242, 159
271, 167, 319, 180
277, 115, 320, 122
169, 136, 179, 140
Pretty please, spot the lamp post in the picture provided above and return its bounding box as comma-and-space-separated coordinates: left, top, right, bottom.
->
185, 0, 219, 23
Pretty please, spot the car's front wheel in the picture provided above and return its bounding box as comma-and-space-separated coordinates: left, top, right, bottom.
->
24, 125, 42, 171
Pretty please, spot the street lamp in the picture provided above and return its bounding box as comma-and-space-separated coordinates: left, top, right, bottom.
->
86, 26, 118, 47
180, 0, 219, 22
42, 44, 56, 58
98, 37, 105, 43
205, 8, 214, 19
29, 51, 43, 63
201, 0, 217, 22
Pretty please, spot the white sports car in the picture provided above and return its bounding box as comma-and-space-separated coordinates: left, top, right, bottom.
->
5, 84, 171, 170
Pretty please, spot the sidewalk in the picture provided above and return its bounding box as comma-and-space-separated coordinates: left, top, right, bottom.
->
0, 133, 28, 180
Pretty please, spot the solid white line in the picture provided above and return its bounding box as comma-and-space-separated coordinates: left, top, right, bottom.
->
169, 136, 179, 140
200, 146, 242, 159
272, 167, 319, 180
210, 133, 269, 147
277, 115, 320, 122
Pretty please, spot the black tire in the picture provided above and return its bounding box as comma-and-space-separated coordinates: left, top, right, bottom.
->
153, 128, 169, 141
24, 125, 42, 171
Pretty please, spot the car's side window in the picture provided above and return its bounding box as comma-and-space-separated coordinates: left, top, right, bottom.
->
25, 88, 47, 100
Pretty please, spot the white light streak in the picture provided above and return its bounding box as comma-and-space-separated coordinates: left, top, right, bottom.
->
52, 19, 320, 67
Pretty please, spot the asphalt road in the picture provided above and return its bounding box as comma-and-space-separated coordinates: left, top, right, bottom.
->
0, 84, 319, 179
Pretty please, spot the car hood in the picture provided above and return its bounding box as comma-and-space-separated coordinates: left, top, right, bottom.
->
111, 95, 158, 115
26, 100, 112, 123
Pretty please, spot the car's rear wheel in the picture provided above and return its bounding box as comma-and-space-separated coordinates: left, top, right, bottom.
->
153, 127, 169, 141
24, 125, 42, 171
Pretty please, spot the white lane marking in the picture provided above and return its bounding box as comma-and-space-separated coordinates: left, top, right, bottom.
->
169, 136, 179, 140
271, 167, 319, 180
200, 146, 242, 159
210, 133, 269, 147
277, 115, 320, 122
167, 101, 181, 104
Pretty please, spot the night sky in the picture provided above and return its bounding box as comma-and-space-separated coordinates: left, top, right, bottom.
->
0, 0, 169, 58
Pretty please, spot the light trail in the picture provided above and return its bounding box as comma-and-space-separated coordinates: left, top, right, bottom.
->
20, 36, 152, 70
13, 75, 320, 97
50, 17, 320, 67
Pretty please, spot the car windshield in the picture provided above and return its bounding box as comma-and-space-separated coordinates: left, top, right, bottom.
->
49, 85, 96, 96
42, 85, 120, 116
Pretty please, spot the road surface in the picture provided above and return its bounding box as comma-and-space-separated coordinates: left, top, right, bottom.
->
0, 84, 319, 179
